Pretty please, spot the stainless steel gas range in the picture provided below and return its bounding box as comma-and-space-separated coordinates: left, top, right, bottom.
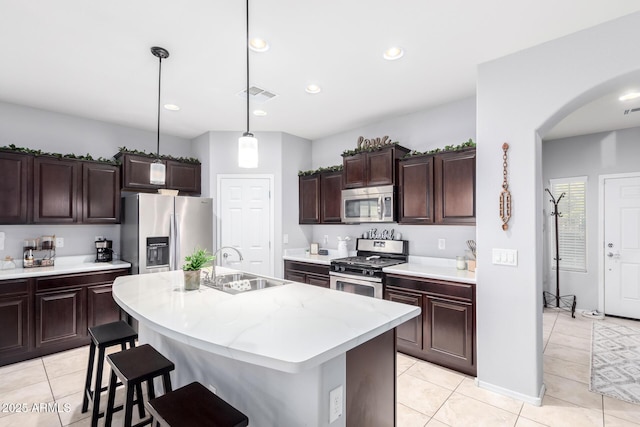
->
330, 238, 408, 298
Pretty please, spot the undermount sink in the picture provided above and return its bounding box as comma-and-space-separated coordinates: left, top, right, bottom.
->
204, 272, 288, 294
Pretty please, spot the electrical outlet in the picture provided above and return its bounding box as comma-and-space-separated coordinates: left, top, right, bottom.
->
56, 237, 64, 248
438, 239, 446, 250
329, 385, 343, 423
324, 235, 329, 245
0, 231, 4, 250
283, 234, 289, 244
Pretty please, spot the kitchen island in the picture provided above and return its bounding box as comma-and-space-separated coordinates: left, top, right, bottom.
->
112, 268, 420, 426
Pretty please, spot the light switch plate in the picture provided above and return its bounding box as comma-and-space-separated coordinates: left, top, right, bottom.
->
492, 248, 518, 266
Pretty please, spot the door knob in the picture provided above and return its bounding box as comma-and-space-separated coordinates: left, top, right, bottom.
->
607, 252, 620, 258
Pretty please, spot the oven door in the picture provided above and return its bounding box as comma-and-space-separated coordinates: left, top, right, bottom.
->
329, 272, 383, 299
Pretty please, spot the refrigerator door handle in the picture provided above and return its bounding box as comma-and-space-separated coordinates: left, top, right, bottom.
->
170, 214, 176, 270
174, 214, 181, 270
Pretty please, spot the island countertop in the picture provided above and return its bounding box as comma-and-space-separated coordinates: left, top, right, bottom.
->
112, 268, 420, 374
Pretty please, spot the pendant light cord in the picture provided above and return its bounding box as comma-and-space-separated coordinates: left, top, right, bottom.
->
157, 55, 163, 158
245, 0, 251, 136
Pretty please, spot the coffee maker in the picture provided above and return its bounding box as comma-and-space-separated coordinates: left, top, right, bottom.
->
95, 239, 113, 262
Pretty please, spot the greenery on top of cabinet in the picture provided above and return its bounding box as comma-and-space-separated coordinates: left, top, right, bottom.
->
117, 146, 201, 164
402, 139, 476, 158
298, 164, 343, 176
1, 144, 119, 165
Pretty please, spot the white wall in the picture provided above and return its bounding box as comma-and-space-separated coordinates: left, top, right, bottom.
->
309, 97, 477, 258
476, 11, 640, 403
542, 126, 640, 310
0, 101, 194, 261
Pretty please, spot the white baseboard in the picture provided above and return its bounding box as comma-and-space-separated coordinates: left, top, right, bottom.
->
475, 378, 546, 406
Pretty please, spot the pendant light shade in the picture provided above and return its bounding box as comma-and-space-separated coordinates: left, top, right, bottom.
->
238, 133, 258, 168
150, 46, 169, 184
238, 0, 258, 168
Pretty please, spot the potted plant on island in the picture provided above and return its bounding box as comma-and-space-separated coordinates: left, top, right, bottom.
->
182, 248, 215, 291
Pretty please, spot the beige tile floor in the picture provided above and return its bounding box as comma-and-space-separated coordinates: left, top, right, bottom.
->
0, 309, 638, 426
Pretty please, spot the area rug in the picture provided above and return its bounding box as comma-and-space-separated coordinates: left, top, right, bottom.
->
590, 321, 640, 404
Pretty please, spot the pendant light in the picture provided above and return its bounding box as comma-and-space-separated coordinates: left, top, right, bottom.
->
238, 0, 258, 168
150, 46, 169, 184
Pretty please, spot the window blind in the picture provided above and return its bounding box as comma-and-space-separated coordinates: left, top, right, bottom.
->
549, 177, 587, 272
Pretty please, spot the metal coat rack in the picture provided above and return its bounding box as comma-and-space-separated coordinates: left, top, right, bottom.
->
543, 188, 576, 317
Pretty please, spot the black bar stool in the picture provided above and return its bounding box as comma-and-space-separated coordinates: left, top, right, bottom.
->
146, 382, 249, 427
104, 344, 175, 427
82, 320, 138, 427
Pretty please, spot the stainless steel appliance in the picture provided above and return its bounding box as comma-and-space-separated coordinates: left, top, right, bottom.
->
341, 185, 395, 223
121, 193, 213, 274
330, 238, 408, 298
95, 239, 113, 262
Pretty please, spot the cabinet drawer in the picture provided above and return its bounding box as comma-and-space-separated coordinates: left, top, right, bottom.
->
385, 274, 474, 301
284, 261, 330, 277
36, 269, 129, 292
0, 279, 30, 297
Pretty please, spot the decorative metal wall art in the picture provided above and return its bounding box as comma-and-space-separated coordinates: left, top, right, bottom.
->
499, 142, 512, 230
357, 135, 394, 150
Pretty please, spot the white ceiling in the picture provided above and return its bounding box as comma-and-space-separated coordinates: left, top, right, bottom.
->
2, 1, 640, 141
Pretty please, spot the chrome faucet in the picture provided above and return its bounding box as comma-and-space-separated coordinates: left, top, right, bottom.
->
213, 246, 244, 264
210, 247, 244, 285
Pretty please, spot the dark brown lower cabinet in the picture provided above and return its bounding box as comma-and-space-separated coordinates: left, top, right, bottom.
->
385, 274, 476, 376
0, 279, 31, 360
0, 268, 129, 367
284, 260, 330, 288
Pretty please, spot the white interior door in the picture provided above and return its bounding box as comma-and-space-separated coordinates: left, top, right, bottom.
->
604, 175, 640, 319
218, 176, 273, 276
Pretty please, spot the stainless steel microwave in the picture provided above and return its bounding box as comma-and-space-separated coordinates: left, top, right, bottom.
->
341, 185, 395, 223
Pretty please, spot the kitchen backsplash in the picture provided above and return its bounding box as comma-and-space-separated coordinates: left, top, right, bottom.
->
0, 224, 120, 262
309, 224, 476, 259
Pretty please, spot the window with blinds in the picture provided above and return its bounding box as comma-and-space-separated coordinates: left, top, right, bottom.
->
548, 177, 587, 272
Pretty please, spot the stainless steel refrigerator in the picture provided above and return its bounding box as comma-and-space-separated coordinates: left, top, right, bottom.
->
121, 193, 214, 274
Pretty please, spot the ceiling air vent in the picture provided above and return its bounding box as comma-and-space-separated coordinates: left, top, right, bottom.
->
237, 86, 277, 104
623, 108, 640, 115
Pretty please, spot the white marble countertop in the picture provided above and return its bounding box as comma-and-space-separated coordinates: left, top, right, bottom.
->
383, 256, 476, 284
0, 255, 131, 281
112, 267, 420, 374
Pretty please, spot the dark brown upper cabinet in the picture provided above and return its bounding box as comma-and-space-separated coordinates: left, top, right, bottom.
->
82, 162, 120, 224
434, 149, 476, 225
299, 170, 343, 225
320, 170, 343, 223
342, 145, 409, 189
398, 148, 475, 225
299, 174, 320, 224
117, 153, 165, 192
34, 157, 81, 224
398, 155, 434, 224
117, 153, 201, 195
0, 151, 32, 223
166, 159, 201, 195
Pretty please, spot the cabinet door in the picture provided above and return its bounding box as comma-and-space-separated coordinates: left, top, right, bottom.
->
398, 156, 434, 224
343, 153, 366, 188
299, 175, 320, 224
121, 154, 166, 191
424, 294, 474, 374
320, 171, 343, 223
366, 149, 394, 186
0, 295, 30, 358
34, 157, 80, 223
166, 160, 201, 195
35, 288, 85, 348
306, 274, 330, 288
82, 162, 120, 224
385, 287, 423, 350
435, 149, 476, 224
87, 284, 121, 328
0, 152, 31, 224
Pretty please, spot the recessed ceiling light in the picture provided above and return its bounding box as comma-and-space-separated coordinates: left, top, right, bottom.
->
305, 84, 321, 94
163, 104, 180, 111
249, 38, 269, 52
383, 47, 404, 61
619, 92, 640, 101
253, 109, 267, 116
